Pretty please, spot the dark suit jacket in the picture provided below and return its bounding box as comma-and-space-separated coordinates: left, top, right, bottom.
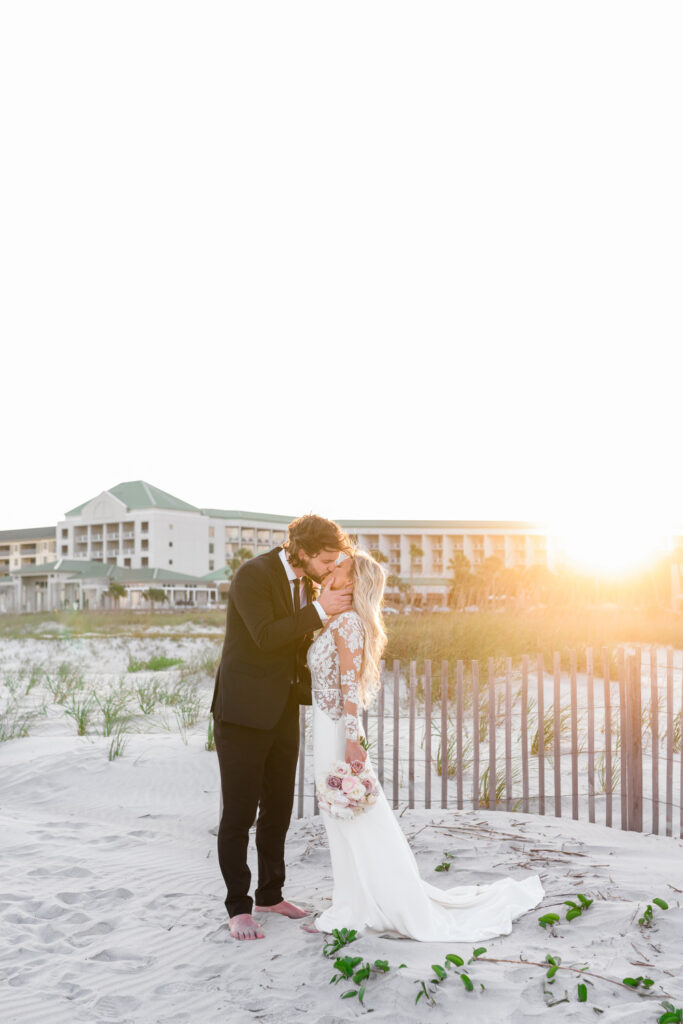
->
210, 547, 322, 730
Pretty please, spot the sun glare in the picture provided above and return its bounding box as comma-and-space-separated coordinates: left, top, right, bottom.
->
556, 517, 671, 577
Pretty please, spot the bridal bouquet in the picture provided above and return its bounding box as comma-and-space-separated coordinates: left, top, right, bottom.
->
316, 759, 380, 820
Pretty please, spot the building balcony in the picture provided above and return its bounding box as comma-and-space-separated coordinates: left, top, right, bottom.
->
90, 533, 103, 541
123, 532, 135, 539
107, 533, 120, 541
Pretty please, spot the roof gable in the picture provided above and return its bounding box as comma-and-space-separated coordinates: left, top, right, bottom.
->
66, 481, 198, 517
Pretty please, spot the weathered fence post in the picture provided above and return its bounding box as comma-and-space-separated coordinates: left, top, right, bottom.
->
521, 655, 529, 813
618, 647, 627, 829
505, 657, 512, 812
393, 660, 400, 809
624, 653, 643, 832
570, 649, 578, 820
602, 646, 613, 828
441, 661, 448, 809
537, 654, 545, 815
425, 660, 432, 810
377, 660, 385, 787
650, 646, 659, 835
456, 660, 464, 810
408, 661, 416, 809
587, 647, 595, 824
488, 657, 496, 810
666, 646, 674, 837
553, 651, 562, 817
472, 660, 480, 810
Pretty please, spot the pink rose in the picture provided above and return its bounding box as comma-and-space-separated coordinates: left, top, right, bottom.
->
341, 776, 357, 793
327, 776, 342, 790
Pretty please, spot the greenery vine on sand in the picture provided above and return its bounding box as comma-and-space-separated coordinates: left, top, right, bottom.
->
317, 892, 676, 1015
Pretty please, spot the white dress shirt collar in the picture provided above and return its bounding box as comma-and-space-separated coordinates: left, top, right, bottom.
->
279, 546, 300, 583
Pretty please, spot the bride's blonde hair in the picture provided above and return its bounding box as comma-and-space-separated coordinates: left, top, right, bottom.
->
350, 550, 388, 708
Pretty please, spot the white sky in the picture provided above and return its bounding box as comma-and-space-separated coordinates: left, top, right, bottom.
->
2, 2, 682, 556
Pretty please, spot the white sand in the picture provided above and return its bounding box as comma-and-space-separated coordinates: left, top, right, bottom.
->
1, 636, 683, 1022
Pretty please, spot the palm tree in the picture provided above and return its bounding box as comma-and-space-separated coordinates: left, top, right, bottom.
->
408, 544, 424, 608
106, 581, 126, 610
479, 555, 504, 607
369, 549, 388, 565
386, 573, 409, 608
227, 547, 254, 577
141, 587, 167, 612
447, 552, 472, 610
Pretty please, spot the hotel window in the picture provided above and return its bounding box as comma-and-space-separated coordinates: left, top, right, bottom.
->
169, 559, 173, 565
209, 527, 215, 537
141, 522, 149, 532
169, 541, 173, 547
209, 560, 214, 570
61, 529, 68, 538
142, 557, 148, 567
124, 558, 131, 567
209, 543, 214, 554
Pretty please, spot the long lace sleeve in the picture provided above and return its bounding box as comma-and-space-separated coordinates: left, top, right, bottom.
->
332, 612, 364, 742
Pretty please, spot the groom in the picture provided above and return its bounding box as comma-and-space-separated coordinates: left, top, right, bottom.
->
211, 514, 354, 941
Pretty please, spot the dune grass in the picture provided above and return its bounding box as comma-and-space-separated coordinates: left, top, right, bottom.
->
0, 609, 225, 639
383, 607, 683, 673
127, 654, 184, 673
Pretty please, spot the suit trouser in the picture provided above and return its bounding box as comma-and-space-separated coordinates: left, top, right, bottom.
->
214, 685, 300, 918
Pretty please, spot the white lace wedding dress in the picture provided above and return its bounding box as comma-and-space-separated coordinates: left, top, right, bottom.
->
308, 610, 544, 940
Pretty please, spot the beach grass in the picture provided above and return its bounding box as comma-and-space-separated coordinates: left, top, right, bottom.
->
383, 607, 683, 673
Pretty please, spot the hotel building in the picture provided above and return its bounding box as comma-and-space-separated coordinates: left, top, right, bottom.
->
0, 480, 556, 612
0, 527, 57, 576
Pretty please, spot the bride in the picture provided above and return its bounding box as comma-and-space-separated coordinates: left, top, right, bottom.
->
308, 550, 544, 940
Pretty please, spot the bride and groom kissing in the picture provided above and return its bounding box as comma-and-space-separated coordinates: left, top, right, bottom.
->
211, 515, 543, 943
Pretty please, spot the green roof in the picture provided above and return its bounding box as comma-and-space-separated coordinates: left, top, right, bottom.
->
340, 520, 546, 530
200, 509, 292, 523
12, 559, 210, 584
202, 566, 234, 581
0, 526, 56, 542
66, 481, 198, 517
13, 559, 119, 578
111, 566, 205, 584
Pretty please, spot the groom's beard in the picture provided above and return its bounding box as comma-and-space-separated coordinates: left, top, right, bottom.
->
298, 555, 327, 585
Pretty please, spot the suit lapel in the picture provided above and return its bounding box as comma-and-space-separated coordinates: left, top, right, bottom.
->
269, 547, 293, 612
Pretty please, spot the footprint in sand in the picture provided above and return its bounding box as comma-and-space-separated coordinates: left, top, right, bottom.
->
92, 994, 141, 1018
88, 948, 156, 973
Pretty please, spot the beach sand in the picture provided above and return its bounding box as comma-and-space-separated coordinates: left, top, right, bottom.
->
1, 632, 682, 1022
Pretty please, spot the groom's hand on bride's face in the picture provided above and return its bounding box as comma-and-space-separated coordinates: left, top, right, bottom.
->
318, 582, 353, 617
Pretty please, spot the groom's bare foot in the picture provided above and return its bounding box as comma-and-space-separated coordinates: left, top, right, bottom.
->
253, 899, 309, 919
229, 913, 265, 940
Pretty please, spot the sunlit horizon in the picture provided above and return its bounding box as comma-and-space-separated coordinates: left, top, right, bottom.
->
553, 515, 676, 578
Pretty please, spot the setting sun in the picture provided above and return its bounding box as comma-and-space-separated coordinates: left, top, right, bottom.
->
555, 516, 672, 577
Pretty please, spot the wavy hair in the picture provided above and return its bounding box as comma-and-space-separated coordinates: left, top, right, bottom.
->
284, 514, 354, 568
350, 550, 388, 708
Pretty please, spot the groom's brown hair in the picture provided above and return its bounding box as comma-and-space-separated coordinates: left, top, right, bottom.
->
284, 514, 354, 567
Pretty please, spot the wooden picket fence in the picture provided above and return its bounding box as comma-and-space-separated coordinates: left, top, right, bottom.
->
295, 646, 683, 837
